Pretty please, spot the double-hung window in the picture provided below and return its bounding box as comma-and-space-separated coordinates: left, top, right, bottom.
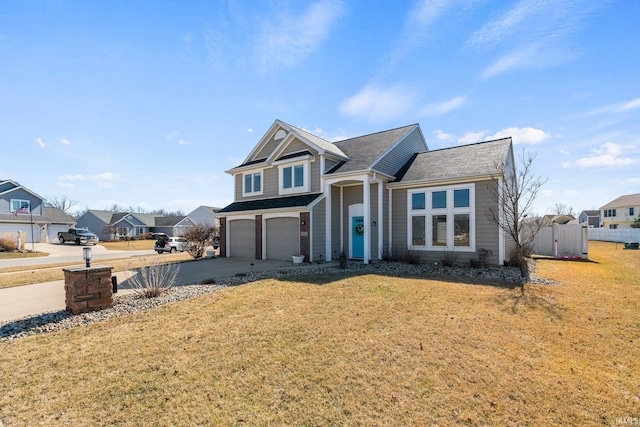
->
408, 184, 475, 251
279, 160, 309, 195
243, 171, 263, 196
11, 199, 30, 214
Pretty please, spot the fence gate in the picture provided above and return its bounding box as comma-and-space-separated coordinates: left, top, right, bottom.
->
531, 224, 589, 259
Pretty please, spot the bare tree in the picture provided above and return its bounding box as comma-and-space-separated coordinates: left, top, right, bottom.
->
551, 203, 575, 216
487, 149, 548, 276
46, 195, 79, 213
181, 224, 216, 259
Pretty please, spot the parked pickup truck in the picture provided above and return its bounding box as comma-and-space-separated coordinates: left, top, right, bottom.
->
58, 228, 99, 245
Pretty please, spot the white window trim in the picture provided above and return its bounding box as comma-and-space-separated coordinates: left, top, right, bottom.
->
278, 160, 310, 195
242, 170, 264, 197
407, 183, 475, 252
10, 199, 30, 214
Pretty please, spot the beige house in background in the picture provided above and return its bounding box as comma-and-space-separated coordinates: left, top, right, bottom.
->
218, 120, 517, 265
600, 193, 640, 229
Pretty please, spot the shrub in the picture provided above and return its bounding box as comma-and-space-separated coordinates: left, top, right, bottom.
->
181, 224, 216, 259
385, 247, 421, 265
440, 249, 456, 267
201, 278, 216, 285
339, 251, 347, 269
126, 257, 180, 298
0, 233, 18, 252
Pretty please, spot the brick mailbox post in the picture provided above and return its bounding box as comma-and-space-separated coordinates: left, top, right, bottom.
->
63, 266, 114, 314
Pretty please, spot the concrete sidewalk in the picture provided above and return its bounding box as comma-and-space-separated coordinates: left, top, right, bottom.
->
0, 257, 298, 323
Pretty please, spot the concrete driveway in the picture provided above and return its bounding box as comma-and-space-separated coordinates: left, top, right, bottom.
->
0, 257, 296, 322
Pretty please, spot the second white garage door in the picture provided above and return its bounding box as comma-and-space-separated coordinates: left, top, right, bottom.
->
265, 217, 299, 261
229, 219, 255, 259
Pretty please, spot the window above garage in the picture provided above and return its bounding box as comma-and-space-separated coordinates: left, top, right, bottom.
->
277, 159, 310, 195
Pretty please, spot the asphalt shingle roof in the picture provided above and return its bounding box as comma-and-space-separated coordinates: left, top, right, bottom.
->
600, 193, 640, 209
219, 193, 323, 213
395, 138, 512, 184
286, 123, 346, 158
328, 124, 417, 174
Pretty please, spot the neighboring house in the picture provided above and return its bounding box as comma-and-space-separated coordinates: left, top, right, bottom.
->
578, 210, 601, 228
217, 120, 516, 265
600, 193, 640, 229
76, 210, 197, 241
185, 205, 221, 229
542, 214, 576, 225
0, 179, 75, 243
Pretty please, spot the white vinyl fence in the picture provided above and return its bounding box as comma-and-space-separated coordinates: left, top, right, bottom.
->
588, 228, 640, 243
531, 224, 589, 259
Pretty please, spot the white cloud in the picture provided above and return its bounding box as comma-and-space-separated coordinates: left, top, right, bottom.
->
60, 173, 118, 189
618, 97, 640, 112
541, 189, 554, 197
419, 96, 466, 116
247, 128, 254, 133
458, 131, 486, 144
487, 127, 549, 144
433, 130, 453, 141
256, 0, 347, 71
166, 131, 179, 141
472, 1, 600, 78
35, 137, 45, 148
178, 140, 189, 145
621, 177, 640, 186
575, 142, 637, 167
60, 138, 70, 145
561, 162, 571, 169
339, 84, 418, 121
560, 148, 570, 156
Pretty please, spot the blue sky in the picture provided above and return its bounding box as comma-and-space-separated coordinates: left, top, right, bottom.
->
1, 0, 638, 215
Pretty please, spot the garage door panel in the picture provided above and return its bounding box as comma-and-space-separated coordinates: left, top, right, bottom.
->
266, 217, 299, 261
229, 219, 255, 259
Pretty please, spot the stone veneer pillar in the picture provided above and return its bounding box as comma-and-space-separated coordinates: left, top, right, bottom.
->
219, 217, 227, 257
255, 215, 263, 260
300, 212, 310, 262
63, 266, 114, 314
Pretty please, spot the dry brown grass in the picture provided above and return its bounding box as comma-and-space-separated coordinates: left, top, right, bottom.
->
0, 253, 191, 290
0, 241, 638, 426
100, 239, 157, 251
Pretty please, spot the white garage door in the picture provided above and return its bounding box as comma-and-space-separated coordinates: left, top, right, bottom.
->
0, 224, 37, 243
47, 225, 69, 243
229, 219, 255, 259
266, 217, 299, 261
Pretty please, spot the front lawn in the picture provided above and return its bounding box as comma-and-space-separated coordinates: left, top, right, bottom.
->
0, 241, 638, 425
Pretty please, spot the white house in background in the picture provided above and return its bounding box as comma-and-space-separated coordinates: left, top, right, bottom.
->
600, 193, 640, 229
185, 205, 221, 228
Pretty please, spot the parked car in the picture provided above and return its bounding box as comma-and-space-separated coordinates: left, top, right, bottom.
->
58, 228, 99, 245
155, 236, 189, 253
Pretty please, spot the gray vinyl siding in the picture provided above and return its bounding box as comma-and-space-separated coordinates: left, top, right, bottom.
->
280, 139, 313, 156
331, 188, 341, 258
1, 189, 43, 216
76, 212, 110, 241
382, 182, 389, 257
312, 198, 326, 262
474, 180, 500, 265
234, 140, 320, 201
391, 188, 408, 254
254, 134, 282, 160
370, 182, 379, 258
372, 127, 427, 177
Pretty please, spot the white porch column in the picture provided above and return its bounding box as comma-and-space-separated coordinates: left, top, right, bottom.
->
363, 179, 370, 264
325, 183, 332, 262
378, 180, 383, 260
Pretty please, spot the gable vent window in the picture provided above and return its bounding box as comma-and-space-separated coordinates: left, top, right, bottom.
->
243, 171, 263, 196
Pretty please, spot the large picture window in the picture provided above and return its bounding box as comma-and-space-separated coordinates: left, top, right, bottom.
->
243, 171, 263, 196
10, 199, 30, 214
408, 184, 475, 251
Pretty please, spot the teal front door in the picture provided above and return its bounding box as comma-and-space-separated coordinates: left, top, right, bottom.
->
351, 216, 364, 259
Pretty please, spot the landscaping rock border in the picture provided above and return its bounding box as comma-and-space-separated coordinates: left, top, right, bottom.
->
1, 260, 556, 341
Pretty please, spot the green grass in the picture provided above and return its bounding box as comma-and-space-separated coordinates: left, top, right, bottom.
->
0, 241, 638, 426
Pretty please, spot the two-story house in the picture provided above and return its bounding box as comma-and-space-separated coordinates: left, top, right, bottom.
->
600, 193, 640, 229
218, 120, 516, 265
578, 210, 601, 228
0, 179, 75, 243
